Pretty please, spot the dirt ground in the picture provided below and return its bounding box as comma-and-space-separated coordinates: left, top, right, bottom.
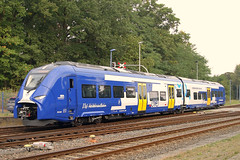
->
0, 117, 22, 127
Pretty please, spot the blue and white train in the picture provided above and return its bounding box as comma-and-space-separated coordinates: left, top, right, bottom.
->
14, 61, 225, 126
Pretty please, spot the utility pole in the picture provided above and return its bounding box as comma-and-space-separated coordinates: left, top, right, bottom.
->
239, 84, 240, 101
196, 61, 198, 80
138, 41, 143, 72
230, 80, 232, 104
2, 92, 3, 113
237, 85, 239, 100
110, 49, 116, 67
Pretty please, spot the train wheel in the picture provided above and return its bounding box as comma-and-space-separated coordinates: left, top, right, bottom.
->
73, 118, 83, 127
94, 118, 102, 124
180, 109, 184, 114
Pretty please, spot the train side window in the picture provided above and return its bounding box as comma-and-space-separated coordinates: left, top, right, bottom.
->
99, 85, 111, 98
177, 89, 182, 97
218, 91, 220, 97
203, 93, 207, 100
149, 91, 159, 101
82, 84, 96, 98
113, 86, 124, 98
198, 93, 202, 100
186, 89, 190, 97
194, 92, 197, 100
70, 79, 74, 88
212, 92, 215, 97
160, 91, 166, 101
168, 87, 171, 99
143, 85, 147, 99
215, 91, 218, 97
126, 87, 136, 98
138, 86, 142, 99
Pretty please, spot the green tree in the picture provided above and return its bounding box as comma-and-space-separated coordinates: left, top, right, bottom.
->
232, 64, 240, 99
131, 0, 181, 74
212, 72, 234, 100
0, 0, 213, 89
0, 0, 31, 89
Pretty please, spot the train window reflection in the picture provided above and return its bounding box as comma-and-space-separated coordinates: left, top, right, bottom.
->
99, 85, 111, 98
126, 87, 136, 98
149, 91, 159, 101
160, 91, 166, 101
82, 84, 96, 98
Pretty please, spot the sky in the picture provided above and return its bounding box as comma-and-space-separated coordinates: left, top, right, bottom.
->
158, 0, 240, 76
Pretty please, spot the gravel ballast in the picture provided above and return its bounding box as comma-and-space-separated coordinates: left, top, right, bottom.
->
1, 110, 240, 160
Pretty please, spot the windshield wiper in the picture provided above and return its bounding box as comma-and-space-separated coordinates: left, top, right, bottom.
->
27, 87, 37, 93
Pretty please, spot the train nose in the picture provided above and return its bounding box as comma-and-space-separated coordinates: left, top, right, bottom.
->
18, 89, 36, 104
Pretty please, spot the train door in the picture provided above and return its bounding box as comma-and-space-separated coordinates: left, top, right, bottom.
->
207, 88, 211, 106
168, 85, 175, 110
138, 83, 147, 113
67, 76, 77, 115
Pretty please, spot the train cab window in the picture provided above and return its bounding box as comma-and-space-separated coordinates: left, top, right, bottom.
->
149, 91, 159, 101
221, 92, 223, 97
126, 87, 136, 98
113, 86, 124, 98
70, 79, 74, 88
194, 92, 197, 100
99, 85, 111, 98
25, 73, 47, 91
177, 89, 182, 97
82, 84, 96, 98
186, 90, 190, 97
218, 91, 220, 97
198, 93, 202, 100
160, 91, 166, 101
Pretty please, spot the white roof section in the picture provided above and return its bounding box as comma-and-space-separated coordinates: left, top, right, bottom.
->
179, 77, 223, 87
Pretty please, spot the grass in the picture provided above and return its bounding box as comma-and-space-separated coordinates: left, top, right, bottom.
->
0, 110, 13, 117
225, 99, 240, 106
163, 134, 240, 160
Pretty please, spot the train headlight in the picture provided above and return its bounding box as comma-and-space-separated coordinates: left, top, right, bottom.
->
34, 95, 46, 100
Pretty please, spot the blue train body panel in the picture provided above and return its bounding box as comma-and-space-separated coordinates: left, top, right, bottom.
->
14, 62, 226, 126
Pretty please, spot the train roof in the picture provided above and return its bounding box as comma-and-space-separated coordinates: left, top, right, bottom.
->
32, 61, 223, 87
179, 77, 223, 87
33, 61, 178, 81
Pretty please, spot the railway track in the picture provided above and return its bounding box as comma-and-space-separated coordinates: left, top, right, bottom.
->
0, 112, 188, 135
0, 111, 196, 138
15, 115, 240, 160
1, 104, 238, 135
0, 111, 239, 149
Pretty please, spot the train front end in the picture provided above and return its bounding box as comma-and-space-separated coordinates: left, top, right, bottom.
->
14, 64, 57, 126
